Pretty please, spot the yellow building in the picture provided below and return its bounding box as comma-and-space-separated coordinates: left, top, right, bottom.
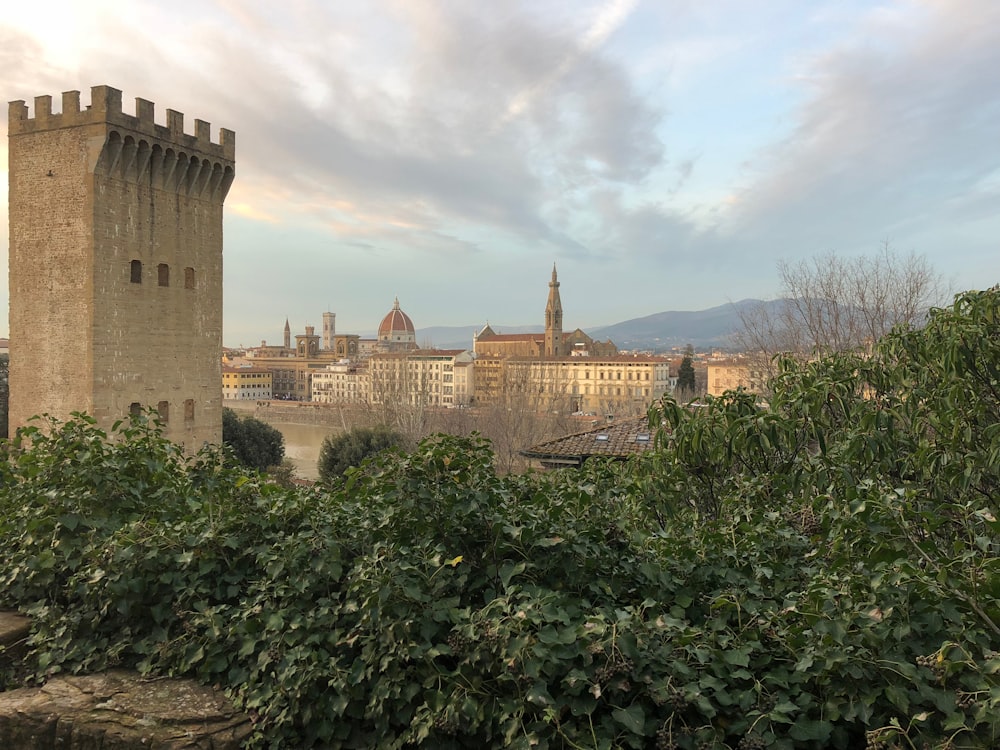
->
453, 360, 475, 407
367, 349, 474, 408
222, 366, 272, 401
706, 359, 767, 397
471, 266, 659, 415
310, 360, 366, 404
475, 355, 670, 416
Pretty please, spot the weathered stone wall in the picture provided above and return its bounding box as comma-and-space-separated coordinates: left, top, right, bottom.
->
0, 612, 251, 749
226, 399, 371, 428
8, 86, 235, 448
7, 107, 96, 427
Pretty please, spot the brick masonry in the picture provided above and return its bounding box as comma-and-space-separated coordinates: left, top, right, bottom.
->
7, 86, 235, 447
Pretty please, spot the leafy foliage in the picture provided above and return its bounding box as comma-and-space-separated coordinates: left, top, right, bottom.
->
317, 424, 405, 483
221, 407, 284, 472
0, 289, 998, 748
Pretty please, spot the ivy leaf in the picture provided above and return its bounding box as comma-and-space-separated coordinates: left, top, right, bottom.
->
534, 536, 564, 548
722, 647, 751, 667
613, 705, 647, 735
526, 682, 554, 707
885, 684, 909, 712
789, 718, 832, 742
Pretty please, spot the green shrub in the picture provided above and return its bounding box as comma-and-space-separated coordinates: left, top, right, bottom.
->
0, 289, 997, 748
221, 407, 284, 471
317, 424, 405, 483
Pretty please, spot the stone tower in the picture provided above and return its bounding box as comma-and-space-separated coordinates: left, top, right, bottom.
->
322, 311, 336, 350
544, 264, 563, 357
7, 85, 235, 447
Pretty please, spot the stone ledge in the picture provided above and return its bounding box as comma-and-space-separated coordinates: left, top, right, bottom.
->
0, 612, 252, 749
0, 670, 253, 749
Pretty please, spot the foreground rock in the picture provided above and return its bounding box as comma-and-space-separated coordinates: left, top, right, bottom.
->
0, 611, 30, 660
0, 669, 253, 749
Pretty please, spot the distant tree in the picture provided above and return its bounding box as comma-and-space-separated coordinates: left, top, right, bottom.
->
735, 245, 949, 387
318, 425, 405, 483
475, 360, 577, 474
221, 408, 285, 472
676, 346, 696, 396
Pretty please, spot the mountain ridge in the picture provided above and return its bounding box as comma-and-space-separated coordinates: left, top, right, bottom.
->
408, 299, 778, 352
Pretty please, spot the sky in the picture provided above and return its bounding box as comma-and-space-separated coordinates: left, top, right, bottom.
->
1, 0, 997, 346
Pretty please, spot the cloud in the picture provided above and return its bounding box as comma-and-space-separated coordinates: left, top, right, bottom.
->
2, 0, 997, 340
722, 0, 1000, 261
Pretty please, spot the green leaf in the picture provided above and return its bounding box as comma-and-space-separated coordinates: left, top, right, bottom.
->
612, 704, 647, 735
722, 647, 751, 667
884, 684, 909, 712
533, 536, 564, 548
526, 682, 554, 707
789, 718, 832, 742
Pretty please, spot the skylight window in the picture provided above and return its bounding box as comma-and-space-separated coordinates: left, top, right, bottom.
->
595, 434, 610, 442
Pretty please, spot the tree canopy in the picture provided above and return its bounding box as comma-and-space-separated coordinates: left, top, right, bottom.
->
221, 407, 284, 472
317, 424, 405, 483
736, 247, 948, 384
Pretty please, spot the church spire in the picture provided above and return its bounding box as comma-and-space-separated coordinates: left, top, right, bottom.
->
283, 318, 291, 349
545, 263, 563, 357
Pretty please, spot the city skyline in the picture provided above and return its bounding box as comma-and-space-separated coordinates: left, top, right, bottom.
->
2, 0, 998, 347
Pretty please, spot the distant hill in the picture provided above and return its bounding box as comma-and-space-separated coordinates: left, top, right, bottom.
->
589, 299, 773, 351
412, 300, 785, 352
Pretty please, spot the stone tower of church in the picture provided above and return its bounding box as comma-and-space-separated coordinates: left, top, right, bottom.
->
322, 311, 336, 350
544, 264, 564, 357
7, 85, 235, 446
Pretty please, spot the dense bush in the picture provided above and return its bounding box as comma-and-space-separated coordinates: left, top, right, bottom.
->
0, 289, 997, 749
317, 424, 405, 484
222, 407, 285, 471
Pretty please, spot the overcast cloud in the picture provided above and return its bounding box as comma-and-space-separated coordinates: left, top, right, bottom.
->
1, 0, 996, 345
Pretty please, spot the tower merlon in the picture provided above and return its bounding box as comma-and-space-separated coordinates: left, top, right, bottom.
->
8, 85, 235, 162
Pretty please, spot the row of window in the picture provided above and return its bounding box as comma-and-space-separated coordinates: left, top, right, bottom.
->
130, 260, 196, 289
560, 370, 654, 381
129, 399, 195, 424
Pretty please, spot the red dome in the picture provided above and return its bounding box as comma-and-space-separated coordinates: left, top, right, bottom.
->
378, 297, 415, 338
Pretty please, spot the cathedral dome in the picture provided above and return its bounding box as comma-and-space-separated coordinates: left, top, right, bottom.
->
378, 297, 416, 347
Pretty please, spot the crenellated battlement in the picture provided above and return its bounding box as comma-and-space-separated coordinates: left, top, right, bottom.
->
8, 85, 235, 162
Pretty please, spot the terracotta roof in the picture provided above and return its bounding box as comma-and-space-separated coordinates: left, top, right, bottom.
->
413, 348, 465, 356
476, 332, 544, 342
372, 348, 465, 359
477, 354, 669, 364
378, 297, 415, 337
521, 416, 660, 468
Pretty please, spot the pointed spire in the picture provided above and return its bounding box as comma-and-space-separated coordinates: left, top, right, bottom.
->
545, 263, 563, 356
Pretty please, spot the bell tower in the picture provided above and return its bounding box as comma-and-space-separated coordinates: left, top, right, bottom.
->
544, 263, 563, 357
